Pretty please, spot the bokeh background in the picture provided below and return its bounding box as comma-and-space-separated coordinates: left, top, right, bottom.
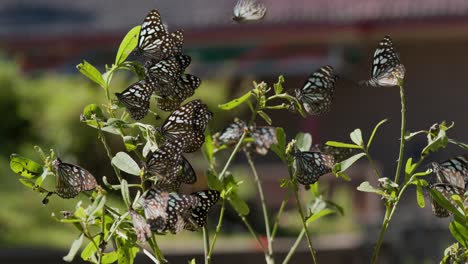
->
1, 0, 467, 263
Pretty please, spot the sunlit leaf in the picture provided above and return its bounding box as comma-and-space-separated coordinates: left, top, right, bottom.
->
77, 60, 105, 88
10, 154, 43, 179
218, 92, 251, 110
350, 129, 363, 146
257, 111, 272, 125
273, 75, 284, 94
416, 186, 425, 208
111, 152, 140, 176
206, 170, 223, 191
203, 129, 214, 164
306, 208, 335, 224
80, 235, 101, 262
295, 133, 312, 152
367, 119, 387, 149
449, 221, 468, 248
325, 141, 361, 149
115, 26, 141, 65
332, 153, 366, 175
120, 179, 131, 209
229, 194, 250, 216
102, 251, 119, 264
63, 234, 84, 262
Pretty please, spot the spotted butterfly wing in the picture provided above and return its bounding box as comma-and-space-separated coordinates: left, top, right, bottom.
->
429, 183, 465, 218
179, 155, 197, 184
233, 0, 267, 22
115, 79, 154, 120
249, 126, 277, 155
294, 151, 335, 185
145, 141, 183, 191
165, 192, 199, 234
185, 190, 220, 231
141, 188, 170, 232
432, 155, 468, 190
365, 36, 405, 87
214, 119, 247, 146
311, 144, 358, 163
295, 66, 337, 115
52, 158, 97, 199
145, 55, 192, 97
129, 210, 152, 242
156, 74, 201, 112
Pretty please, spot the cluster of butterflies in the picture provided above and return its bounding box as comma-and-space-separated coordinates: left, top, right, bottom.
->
214, 119, 278, 156
428, 155, 468, 218
115, 9, 202, 120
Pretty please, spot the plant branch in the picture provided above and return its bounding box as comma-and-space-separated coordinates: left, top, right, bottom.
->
364, 150, 382, 178
394, 84, 406, 184
271, 194, 289, 241
218, 131, 247, 181
206, 199, 226, 262
282, 227, 305, 264
236, 208, 269, 254
203, 227, 210, 264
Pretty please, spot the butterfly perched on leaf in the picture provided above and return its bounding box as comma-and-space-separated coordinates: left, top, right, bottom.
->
311, 144, 358, 163
233, 0, 267, 22
145, 141, 183, 191
141, 187, 198, 234
429, 183, 465, 218
158, 100, 213, 153
184, 190, 221, 231
293, 150, 335, 186
295, 66, 338, 115
213, 119, 247, 147
145, 55, 192, 97
52, 158, 97, 199
136, 9, 183, 61
129, 209, 152, 242
247, 125, 277, 155
362, 36, 405, 87
116, 79, 154, 120
157, 74, 202, 112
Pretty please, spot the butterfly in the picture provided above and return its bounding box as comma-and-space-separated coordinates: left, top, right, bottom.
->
145, 55, 192, 97
248, 125, 277, 155
429, 183, 465, 218
311, 144, 358, 163
233, 0, 267, 22
214, 119, 247, 146
52, 158, 97, 199
136, 9, 184, 61
184, 190, 221, 231
145, 141, 183, 191
158, 100, 213, 153
293, 151, 335, 186
141, 187, 198, 234
295, 66, 338, 115
129, 209, 152, 242
431, 155, 468, 190
364, 36, 405, 87
115, 79, 154, 120
157, 74, 202, 112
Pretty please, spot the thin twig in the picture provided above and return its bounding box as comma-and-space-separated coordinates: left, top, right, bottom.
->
281, 228, 306, 264
218, 131, 247, 181
207, 199, 226, 262
271, 194, 289, 241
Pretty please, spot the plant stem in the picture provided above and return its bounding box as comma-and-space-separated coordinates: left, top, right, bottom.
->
203, 227, 210, 264
236, 209, 269, 254
206, 199, 226, 262
288, 166, 318, 264
394, 84, 406, 184
218, 131, 247, 181
148, 235, 165, 263
245, 152, 274, 263
364, 150, 382, 178
282, 228, 305, 264
95, 119, 123, 182
271, 194, 289, 241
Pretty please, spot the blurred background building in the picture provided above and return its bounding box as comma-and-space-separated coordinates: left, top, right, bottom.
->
1, 0, 467, 263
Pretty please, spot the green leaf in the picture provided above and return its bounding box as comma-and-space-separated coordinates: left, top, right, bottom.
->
295, 133, 312, 152
357, 181, 385, 196
81, 235, 101, 262
404, 130, 426, 141
63, 234, 84, 262
87, 194, 106, 218
203, 129, 214, 164
404, 157, 417, 175
270, 127, 286, 161
117, 243, 139, 264
10, 154, 43, 179
115, 26, 141, 65
123, 136, 138, 152
449, 221, 468, 248
416, 185, 425, 208
430, 189, 465, 222
325, 141, 361, 149
411, 169, 432, 178
422, 127, 448, 155
273, 75, 285, 94
82, 104, 105, 120
188, 259, 197, 264
449, 139, 468, 151
367, 119, 387, 149
112, 152, 140, 176
102, 252, 119, 264
218, 91, 251, 110
350, 129, 363, 146
206, 170, 223, 191
18, 179, 36, 190
120, 179, 131, 209
257, 111, 272, 125
229, 194, 250, 216
77, 60, 105, 87
332, 153, 366, 175
306, 209, 335, 224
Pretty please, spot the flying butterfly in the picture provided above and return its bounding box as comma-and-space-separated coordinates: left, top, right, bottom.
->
52, 158, 97, 199
233, 0, 267, 22
295, 66, 338, 115
184, 190, 220, 231
158, 100, 213, 153
145, 55, 192, 97
214, 119, 247, 146
431, 155, 468, 190
293, 151, 335, 186
363, 36, 405, 87
115, 79, 154, 120
129, 210, 152, 242
157, 74, 202, 112
248, 125, 278, 155
136, 9, 184, 61
311, 144, 358, 163
429, 183, 465, 218
141, 187, 198, 234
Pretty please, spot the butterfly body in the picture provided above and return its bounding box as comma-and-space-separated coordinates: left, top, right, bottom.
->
52, 158, 97, 199
115, 79, 154, 120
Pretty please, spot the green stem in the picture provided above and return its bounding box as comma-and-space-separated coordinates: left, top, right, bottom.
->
218, 131, 247, 181
148, 235, 165, 263
203, 227, 210, 264
236, 209, 268, 254
288, 166, 318, 264
394, 84, 406, 184
282, 228, 305, 264
207, 199, 226, 262
95, 119, 123, 182
264, 105, 288, 110
364, 150, 381, 178
271, 194, 289, 241
245, 152, 274, 263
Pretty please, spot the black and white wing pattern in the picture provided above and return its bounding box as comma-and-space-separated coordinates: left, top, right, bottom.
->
185, 190, 220, 231
432, 155, 468, 190
233, 0, 267, 22
137, 10, 183, 61
145, 55, 192, 97
295, 66, 338, 115
311, 144, 358, 163
52, 158, 97, 199
129, 210, 152, 242
156, 74, 202, 112
179, 155, 197, 184
293, 151, 335, 186
115, 79, 154, 120
214, 119, 247, 146
429, 183, 465, 218
159, 100, 213, 153
145, 141, 183, 191
365, 36, 405, 87
249, 126, 277, 155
